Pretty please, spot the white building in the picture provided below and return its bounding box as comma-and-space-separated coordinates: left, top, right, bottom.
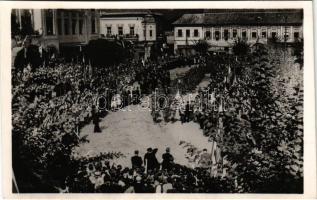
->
99, 11, 159, 59
99, 11, 156, 42
173, 10, 303, 54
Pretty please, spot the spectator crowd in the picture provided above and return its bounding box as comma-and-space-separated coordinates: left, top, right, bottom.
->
64, 147, 231, 193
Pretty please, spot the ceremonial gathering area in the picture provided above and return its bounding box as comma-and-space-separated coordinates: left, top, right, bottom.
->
11, 9, 303, 193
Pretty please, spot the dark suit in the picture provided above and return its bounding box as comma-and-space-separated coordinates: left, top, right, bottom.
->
131, 155, 143, 169
144, 149, 159, 171
92, 108, 101, 133
162, 152, 174, 171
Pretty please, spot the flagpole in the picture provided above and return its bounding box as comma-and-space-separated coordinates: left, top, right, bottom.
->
210, 140, 215, 177
12, 168, 19, 193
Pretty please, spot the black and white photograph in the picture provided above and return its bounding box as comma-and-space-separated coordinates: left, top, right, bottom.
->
3, 2, 315, 196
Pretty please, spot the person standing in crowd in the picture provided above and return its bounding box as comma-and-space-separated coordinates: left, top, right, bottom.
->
92, 105, 101, 133
185, 101, 190, 122
162, 147, 174, 171
133, 176, 145, 193
198, 148, 211, 169
179, 107, 185, 124
144, 148, 159, 172
131, 150, 143, 169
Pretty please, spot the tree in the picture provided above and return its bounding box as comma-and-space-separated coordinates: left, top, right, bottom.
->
86, 39, 132, 68
209, 44, 303, 193
232, 38, 250, 57
193, 39, 210, 55
293, 39, 303, 69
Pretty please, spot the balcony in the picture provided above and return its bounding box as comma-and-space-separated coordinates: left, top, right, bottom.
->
101, 34, 139, 42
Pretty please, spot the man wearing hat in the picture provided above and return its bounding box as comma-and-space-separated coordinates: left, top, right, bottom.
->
144, 148, 159, 172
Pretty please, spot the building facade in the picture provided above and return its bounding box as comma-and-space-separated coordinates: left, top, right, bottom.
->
11, 9, 100, 52
99, 11, 159, 59
99, 11, 156, 42
173, 10, 303, 54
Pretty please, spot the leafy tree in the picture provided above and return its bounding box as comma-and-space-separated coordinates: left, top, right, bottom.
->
232, 38, 250, 57
210, 44, 303, 193
293, 39, 303, 69
193, 39, 210, 55
86, 39, 132, 68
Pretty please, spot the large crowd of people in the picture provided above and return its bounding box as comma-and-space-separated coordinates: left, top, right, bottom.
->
12, 36, 231, 193
12, 33, 304, 193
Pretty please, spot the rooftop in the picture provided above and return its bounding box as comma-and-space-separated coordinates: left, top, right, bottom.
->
100, 9, 162, 18
173, 10, 303, 26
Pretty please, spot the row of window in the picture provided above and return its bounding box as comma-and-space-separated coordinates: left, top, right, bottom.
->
106, 26, 153, 37
107, 26, 134, 35
177, 28, 300, 41
177, 29, 200, 37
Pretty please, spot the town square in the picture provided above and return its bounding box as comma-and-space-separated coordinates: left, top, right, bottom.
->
11, 8, 303, 193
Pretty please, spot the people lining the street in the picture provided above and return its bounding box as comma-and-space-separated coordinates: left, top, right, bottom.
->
12, 38, 232, 193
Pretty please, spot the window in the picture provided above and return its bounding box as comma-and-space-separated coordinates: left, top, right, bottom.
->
64, 17, 69, 35
177, 29, 183, 37
91, 18, 96, 34
223, 29, 229, 41
242, 31, 247, 38
271, 32, 277, 38
72, 19, 77, 35
149, 30, 153, 37
57, 18, 62, 35
45, 10, 54, 35
118, 26, 123, 35
294, 32, 299, 39
130, 26, 134, 35
79, 19, 83, 35
205, 31, 211, 38
284, 27, 290, 40
107, 26, 111, 35
262, 31, 267, 38
186, 29, 190, 37
252, 32, 257, 39
233, 29, 237, 38
215, 31, 220, 40
194, 29, 199, 37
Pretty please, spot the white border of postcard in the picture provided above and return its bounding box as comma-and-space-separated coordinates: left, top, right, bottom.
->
0, 1, 315, 199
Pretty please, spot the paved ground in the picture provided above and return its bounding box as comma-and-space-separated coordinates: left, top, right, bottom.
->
75, 73, 214, 168
75, 105, 212, 168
